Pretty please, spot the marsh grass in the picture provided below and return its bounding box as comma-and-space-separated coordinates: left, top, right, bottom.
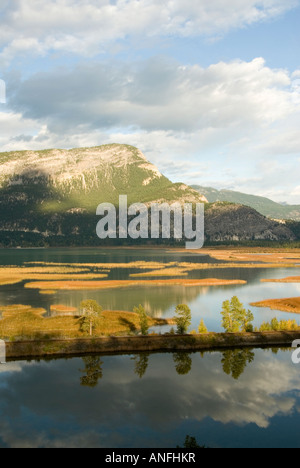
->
127, 262, 282, 276
251, 297, 300, 314
0, 266, 108, 286
20, 273, 108, 280
24, 278, 247, 290
130, 267, 189, 277
0, 304, 45, 318
25, 261, 170, 269
0, 277, 24, 286
188, 248, 300, 265
1, 255, 298, 287
0, 305, 174, 340
177, 262, 297, 270
128, 263, 298, 278
261, 276, 300, 283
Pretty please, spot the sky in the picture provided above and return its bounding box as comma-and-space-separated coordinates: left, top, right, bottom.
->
0, 0, 300, 204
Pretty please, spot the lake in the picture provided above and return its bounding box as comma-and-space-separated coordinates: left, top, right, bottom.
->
0, 247, 300, 448
1, 247, 300, 331
0, 348, 299, 448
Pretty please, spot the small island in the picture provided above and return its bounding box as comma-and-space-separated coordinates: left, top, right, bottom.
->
261, 276, 300, 283
251, 297, 300, 314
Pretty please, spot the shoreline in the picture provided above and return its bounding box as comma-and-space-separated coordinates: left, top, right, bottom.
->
4, 331, 300, 360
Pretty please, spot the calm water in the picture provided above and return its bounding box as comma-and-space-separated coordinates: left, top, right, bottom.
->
1, 248, 300, 448
1, 248, 300, 331
0, 348, 300, 448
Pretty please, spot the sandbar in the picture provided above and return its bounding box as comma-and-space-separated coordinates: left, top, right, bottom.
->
24, 278, 247, 291
251, 297, 300, 314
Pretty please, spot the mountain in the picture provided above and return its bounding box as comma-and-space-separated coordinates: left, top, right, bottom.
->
0, 144, 206, 246
192, 185, 300, 221
0, 144, 207, 212
205, 203, 295, 243
0, 144, 295, 246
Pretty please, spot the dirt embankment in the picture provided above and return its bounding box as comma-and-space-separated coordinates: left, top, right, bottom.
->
4, 331, 300, 360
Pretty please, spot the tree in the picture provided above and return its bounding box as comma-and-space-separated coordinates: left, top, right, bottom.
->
80, 300, 103, 336
177, 435, 207, 449
221, 296, 254, 333
173, 352, 193, 375
242, 309, 254, 332
221, 349, 255, 380
132, 353, 150, 378
174, 304, 192, 334
198, 319, 208, 334
133, 304, 149, 335
80, 356, 103, 387
271, 317, 280, 331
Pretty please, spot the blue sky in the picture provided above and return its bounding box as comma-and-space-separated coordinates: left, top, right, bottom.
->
0, 0, 300, 203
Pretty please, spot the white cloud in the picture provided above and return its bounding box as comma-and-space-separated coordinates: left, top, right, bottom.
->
0, 111, 40, 145
2, 55, 300, 202
10, 57, 296, 133
0, 0, 298, 64
0, 351, 299, 447
291, 186, 300, 197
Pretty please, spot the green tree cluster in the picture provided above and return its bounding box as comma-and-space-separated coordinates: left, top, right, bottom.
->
221, 296, 254, 333
221, 349, 255, 380
259, 318, 298, 332
173, 352, 193, 375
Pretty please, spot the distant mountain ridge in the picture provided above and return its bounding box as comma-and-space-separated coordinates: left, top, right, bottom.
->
204, 203, 295, 243
0, 144, 296, 246
192, 186, 300, 221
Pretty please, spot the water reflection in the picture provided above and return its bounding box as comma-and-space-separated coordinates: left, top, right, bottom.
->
78, 348, 257, 383
80, 356, 103, 387
172, 353, 193, 375
221, 349, 255, 380
0, 348, 300, 448
77, 347, 274, 388
1, 247, 300, 332
132, 353, 150, 379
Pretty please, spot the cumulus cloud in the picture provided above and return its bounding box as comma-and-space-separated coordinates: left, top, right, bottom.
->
1, 1, 299, 201
0, 111, 40, 146
9, 57, 296, 133
0, 351, 299, 448
1, 55, 299, 202
0, 0, 298, 64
